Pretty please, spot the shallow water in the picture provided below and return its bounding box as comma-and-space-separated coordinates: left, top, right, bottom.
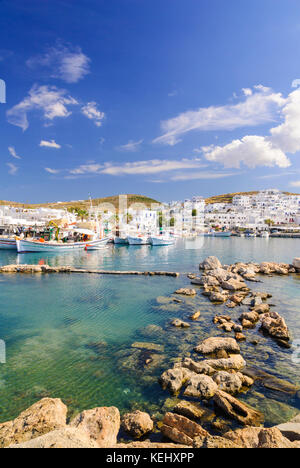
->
0, 238, 299, 429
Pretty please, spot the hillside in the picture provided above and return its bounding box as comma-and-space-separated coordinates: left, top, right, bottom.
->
0, 194, 160, 211
205, 191, 300, 204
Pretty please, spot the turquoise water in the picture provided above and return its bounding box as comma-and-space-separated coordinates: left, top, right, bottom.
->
0, 238, 299, 431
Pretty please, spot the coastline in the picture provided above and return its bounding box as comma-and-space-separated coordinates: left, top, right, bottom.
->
1, 255, 299, 448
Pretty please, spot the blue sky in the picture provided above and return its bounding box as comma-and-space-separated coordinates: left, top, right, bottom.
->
1, 0, 300, 203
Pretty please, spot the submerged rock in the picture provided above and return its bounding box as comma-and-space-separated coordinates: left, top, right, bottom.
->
131, 342, 164, 352
174, 288, 197, 296
171, 319, 190, 328
213, 390, 264, 426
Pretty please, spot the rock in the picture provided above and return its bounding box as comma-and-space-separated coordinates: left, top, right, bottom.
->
174, 288, 197, 296
131, 342, 164, 352
239, 311, 259, 324
0, 398, 67, 448
70, 407, 120, 448
235, 332, 246, 342
182, 358, 215, 376
219, 322, 235, 332
171, 319, 190, 328
159, 368, 193, 394
229, 294, 244, 305
213, 390, 264, 426
215, 349, 229, 359
237, 373, 254, 387
252, 304, 270, 314
224, 427, 262, 448
174, 401, 207, 420
241, 319, 254, 329
194, 435, 242, 448
226, 301, 237, 309
201, 275, 221, 287
213, 371, 243, 394
233, 324, 243, 332
209, 292, 228, 303
243, 367, 299, 394
293, 258, 300, 271
194, 337, 240, 355
190, 311, 201, 320
199, 256, 223, 271
260, 311, 290, 341
184, 374, 218, 399
203, 354, 246, 371
221, 279, 246, 291
122, 411, 153, 439
276, 417, 300, 442
258, 427, 298, 448
161, 412, 208, 446
115, 441, 189, 448
8, 427, 99, 448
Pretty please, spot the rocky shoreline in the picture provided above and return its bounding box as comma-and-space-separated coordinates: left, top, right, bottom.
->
1, 256, 300, 448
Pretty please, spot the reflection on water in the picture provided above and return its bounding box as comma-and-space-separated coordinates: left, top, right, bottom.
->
0, 238, 299, 428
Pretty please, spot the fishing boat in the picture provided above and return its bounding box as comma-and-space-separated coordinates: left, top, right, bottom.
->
261, 231, 270, 238
127, 235, 150, 245
213, 231, 232, 238
150, 234, 175, 246
114, 236, 129, 245
0, 237, 17, 250
16, 229, 109, 253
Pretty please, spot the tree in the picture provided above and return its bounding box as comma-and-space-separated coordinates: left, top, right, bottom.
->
192, 209, 197, 217
265, 219, 275, 226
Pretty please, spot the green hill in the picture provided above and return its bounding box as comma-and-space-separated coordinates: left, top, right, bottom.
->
205, 191, 300, 204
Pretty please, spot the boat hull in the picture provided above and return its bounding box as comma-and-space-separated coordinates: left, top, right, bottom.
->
114, 237, 128, 245
0, 238, 17, 250
150, 237, 175, 246
213, 232, 232, 238
16, 238, 109, 253
127, 236, 149, 245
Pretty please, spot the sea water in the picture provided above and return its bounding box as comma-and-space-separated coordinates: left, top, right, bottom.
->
0, 237, 299, 429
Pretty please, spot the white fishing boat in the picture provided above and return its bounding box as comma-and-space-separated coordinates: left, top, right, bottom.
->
261, 231, 270, 238
114, 236, 129, 245
0, 237, 17, 250
127, 235, 150, 245
213, 231, 232, 238
16, 228, 109, 253
150, 234, 175, 246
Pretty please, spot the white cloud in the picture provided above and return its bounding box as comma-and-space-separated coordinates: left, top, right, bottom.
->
81, 102, 105, 127
169, 171, 239, 181
117, 140, 143, 152
27, 43, 90, 83
69, 163, 103, 175
45, 167, 60, 174
6, 163, 18, 175
154, 85, 285, 146
270, 89, 300, 153
202, 88, 300, 170
290, 180, 300, 187
7, 85, 78, 131
40, 139, 61, 149
8, 146, 21, 159
100, 158, 207, 176
202, 135, 290, 169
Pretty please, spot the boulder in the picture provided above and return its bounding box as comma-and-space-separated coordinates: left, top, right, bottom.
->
252, 304, 270, 314
174, 288, 197, 296
121, 411, 153, 439
243, 367, 299, 394
239, 311, 259, 324
203, 354, 246, 371
8, 427, 99, 448
70, 406, 120, 448
194, 337, 240, 355
213, 371, 243, 394
199, 256, 222, 271
181, 358, 215, 376
276, 418, 300, 442
173, 401, 207, 420
184, 374, 218, 399
190, 311, 201, 320
159, 368, 193, 394
161, 412, 208, 446
209, 292, 228, 303
171, 319, 190, 328
194, 435, 242, 448
221, 279, 246, 291
258, 427, 298, 448
223, 427, 262, 448
260, 311, 290, 341
213, 390, 264, 426
0, 398, 67, 448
